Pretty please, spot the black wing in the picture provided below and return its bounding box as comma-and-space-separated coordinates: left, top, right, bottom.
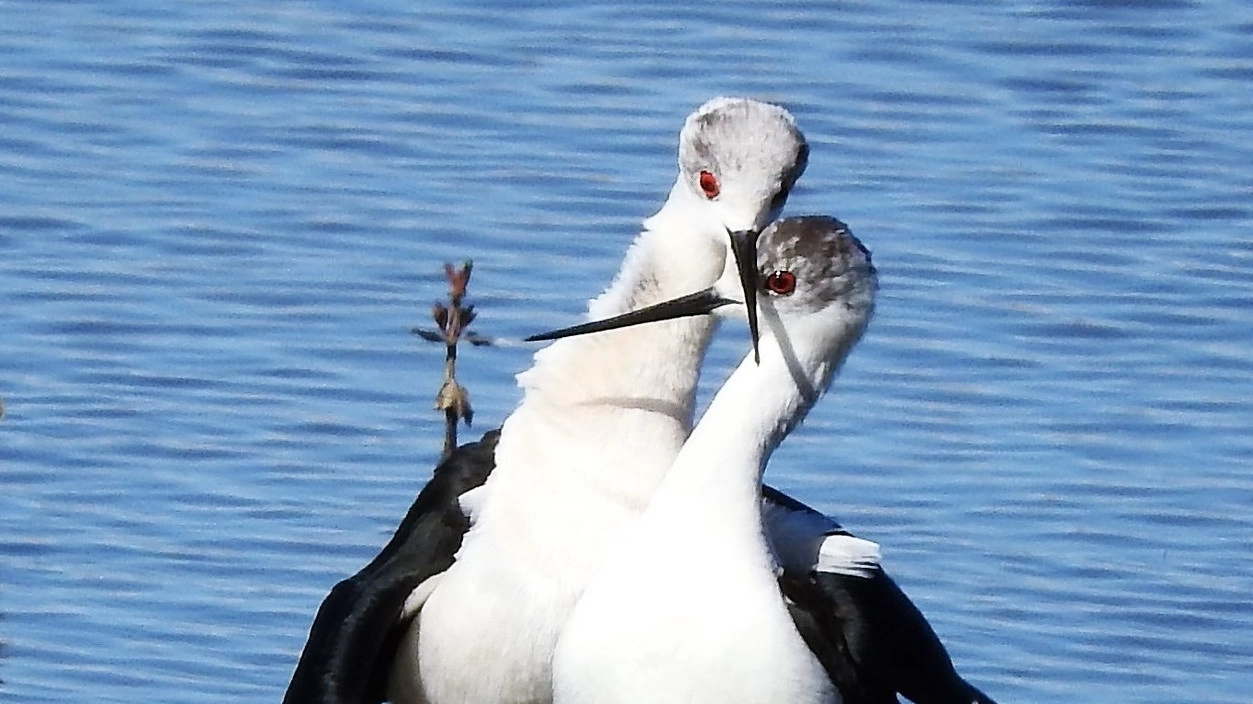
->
282, 445, 995, 704
283, 430, 499, 704
764, 487, 998, 704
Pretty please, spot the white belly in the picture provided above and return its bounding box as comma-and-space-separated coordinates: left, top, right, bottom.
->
388, 558, 579, 704
388, 439, 670, 704
386, 339, 694, 704
552, 519, 838, 704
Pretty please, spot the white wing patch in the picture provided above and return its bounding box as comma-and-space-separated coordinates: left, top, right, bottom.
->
457, 485, 487, 524
815, 533, 881, 578
762, 498, 881, 578
400, 572, 445, 621
763, 500, 836, 573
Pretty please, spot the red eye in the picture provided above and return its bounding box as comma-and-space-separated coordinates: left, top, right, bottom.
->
764, 270, 797, 295
698, 170, 720, 199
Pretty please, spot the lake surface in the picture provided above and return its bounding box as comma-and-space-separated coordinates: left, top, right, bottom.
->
2, 1, 1251, 702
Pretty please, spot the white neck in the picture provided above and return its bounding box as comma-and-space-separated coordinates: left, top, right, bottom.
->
467, 182, 727, 571
549, 312, 852, 704
642, 317, 832, 555
517, 180, 721, 417
402, 185, 734, 704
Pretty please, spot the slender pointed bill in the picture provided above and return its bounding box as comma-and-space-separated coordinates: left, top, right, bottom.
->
525, 288, 735, 342
727, 229, 761, 364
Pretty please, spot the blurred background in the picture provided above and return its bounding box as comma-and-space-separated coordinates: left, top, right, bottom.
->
2, 1, 1251, 701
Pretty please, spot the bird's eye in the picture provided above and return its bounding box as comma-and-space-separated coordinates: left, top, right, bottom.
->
764, 270, 797, 295
698, 170, 720, 199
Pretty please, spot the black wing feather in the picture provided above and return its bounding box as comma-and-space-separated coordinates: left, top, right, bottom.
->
282, 430, 499, 704
764, 486, 996, 704
782, 567, 997, 704
283, 441, 996, 704
784, 584, 901, 704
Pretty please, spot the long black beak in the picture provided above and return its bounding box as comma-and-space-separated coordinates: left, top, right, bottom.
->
727, 229, 761, 364
525, 288, 735, 342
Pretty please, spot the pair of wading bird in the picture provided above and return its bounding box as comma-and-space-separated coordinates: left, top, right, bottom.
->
285, 98, 998, 704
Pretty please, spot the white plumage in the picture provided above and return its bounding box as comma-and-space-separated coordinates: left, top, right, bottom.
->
386, 98, 808, 704
552, 216, 878, 704
282, 102, 997, 704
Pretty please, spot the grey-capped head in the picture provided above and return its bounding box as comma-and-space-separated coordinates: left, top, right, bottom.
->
677, 97, 809, 234
754, 215, 877, 324
674, 97, 809, 359
729, 215, 878, 407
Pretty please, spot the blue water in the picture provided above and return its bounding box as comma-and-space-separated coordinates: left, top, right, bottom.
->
2, 1, 1251, 702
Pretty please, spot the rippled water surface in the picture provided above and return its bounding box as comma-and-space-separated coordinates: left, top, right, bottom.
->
3, 1, 1252, 702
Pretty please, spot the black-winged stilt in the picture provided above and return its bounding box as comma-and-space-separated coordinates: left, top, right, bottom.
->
547, 216, 997, 704
285, 97, 808, 704
284, 104, 993, 704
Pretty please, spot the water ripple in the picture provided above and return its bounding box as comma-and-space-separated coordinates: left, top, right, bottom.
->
2, 1, 1252, 702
